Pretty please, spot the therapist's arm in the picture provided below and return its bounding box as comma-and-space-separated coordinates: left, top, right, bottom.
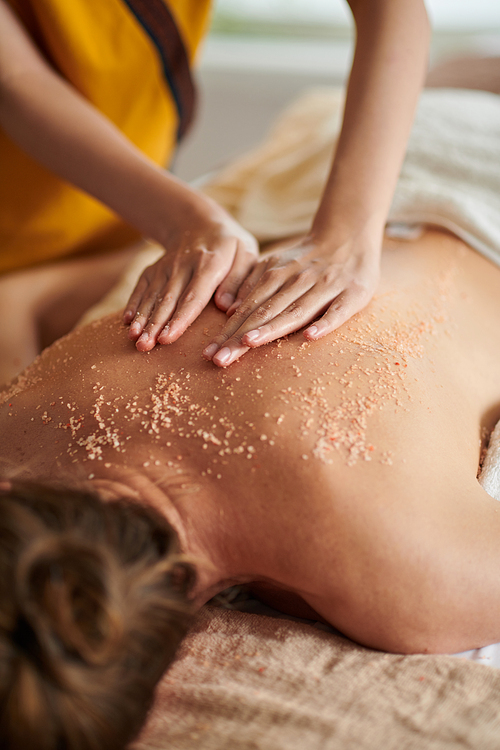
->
203, 0, 430, 368
0, 0, 257, 345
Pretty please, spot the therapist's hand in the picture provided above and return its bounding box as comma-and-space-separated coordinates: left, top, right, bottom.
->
124, 206, 258, 351
202, 232, 381, 367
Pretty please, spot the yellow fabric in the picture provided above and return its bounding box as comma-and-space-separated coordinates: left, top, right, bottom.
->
0, 0, 211, 274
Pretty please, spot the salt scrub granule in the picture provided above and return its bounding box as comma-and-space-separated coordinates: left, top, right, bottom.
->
56, 365, 265, 473
285, 262, 458, 467
41, 262, 457, 473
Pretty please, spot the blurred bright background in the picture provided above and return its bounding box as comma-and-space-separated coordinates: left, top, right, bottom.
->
175, 0, 500, 181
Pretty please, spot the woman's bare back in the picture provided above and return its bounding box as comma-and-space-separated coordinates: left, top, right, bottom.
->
2, 229, 500, 653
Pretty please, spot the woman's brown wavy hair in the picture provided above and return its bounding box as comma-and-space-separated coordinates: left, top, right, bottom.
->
0, 481, 195, 750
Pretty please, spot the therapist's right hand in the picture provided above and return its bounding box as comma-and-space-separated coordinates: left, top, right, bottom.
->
123, 202, 259, 351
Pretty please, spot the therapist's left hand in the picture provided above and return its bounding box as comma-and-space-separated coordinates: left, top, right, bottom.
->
202, 232, 381, 367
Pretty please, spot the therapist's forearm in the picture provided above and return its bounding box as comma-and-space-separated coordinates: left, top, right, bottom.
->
311, 0, 430, 243
0, 0, 213, 246
0, 67, 214, 245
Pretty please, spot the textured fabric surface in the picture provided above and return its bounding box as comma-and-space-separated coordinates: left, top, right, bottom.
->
202, 87, 500, 270
389, 88, 500, 268
133, 607, 500, 750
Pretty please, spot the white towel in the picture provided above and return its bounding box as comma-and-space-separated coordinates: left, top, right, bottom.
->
389, 88, 500, 268
202, 88, 500, 268
479, 421, 500, 502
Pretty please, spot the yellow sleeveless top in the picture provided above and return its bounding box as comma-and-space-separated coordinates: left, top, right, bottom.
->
0, 0, 211, 273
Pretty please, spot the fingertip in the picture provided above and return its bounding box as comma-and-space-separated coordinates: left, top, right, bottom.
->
303, 325, 317, 341
242, 328, 264, 347
158, 328, 183, 346
202, 343, 219, 361
128, 321, 142, 341
157, 322, 171, 344
304, 322, 328, 341
159, 316, 187, 344
136, 331, 156, 352
123, 309, 134, 324
212, 346, 232, 367
216, 291, 235, 311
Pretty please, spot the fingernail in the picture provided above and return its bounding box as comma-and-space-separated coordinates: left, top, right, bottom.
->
130, 322, 141, 335
214, 347, 231, 366
203, 343, 219, 360
138, 331, 149, 344
123, 310, 133, 323
219, 292, 235, 309
304, 325, 322, 340
158, 324, 170, 343
244, 329, 261, 344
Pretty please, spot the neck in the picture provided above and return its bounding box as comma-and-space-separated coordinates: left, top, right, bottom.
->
90, 465, 252, 605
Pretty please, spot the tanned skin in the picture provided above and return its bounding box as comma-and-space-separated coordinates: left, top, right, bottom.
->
2, 229, 500, 656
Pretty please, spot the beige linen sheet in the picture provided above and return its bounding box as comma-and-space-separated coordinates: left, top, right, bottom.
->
133, 607, 500, 750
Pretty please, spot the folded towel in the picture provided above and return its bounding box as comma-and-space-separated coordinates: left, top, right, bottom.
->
390, 88, 500, 267
203, 88, 500, 269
